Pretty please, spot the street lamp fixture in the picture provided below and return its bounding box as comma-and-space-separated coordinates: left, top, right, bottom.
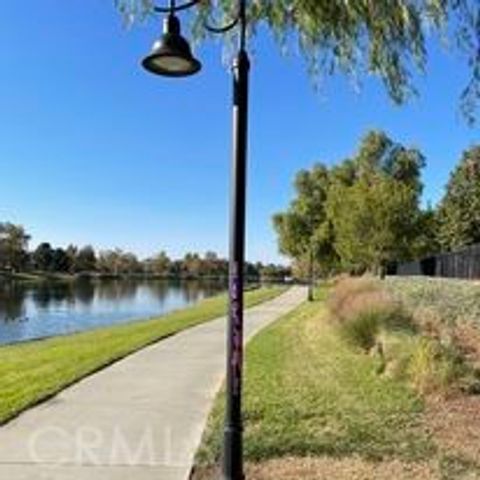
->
142, 13, 201, 77
141, 1, 249, 479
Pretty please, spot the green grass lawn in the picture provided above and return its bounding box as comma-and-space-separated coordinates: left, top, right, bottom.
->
195, 288, 434, 476
0, 286, 285, 425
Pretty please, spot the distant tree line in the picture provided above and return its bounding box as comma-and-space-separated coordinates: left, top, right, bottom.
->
274, 130, 480, 278
0, 231, 290, 281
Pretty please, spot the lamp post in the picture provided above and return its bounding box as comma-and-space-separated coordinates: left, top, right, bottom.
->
308, 242, 314, 302
141, 1, 249, 478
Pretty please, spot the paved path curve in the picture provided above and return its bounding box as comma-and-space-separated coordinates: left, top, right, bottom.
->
0, 287, 306, 480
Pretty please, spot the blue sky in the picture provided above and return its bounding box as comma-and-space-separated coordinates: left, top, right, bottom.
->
0, 1, 478, 264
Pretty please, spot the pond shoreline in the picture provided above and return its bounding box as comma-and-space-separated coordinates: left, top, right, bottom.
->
0, 271, 284, 284
0, 277, 231, 345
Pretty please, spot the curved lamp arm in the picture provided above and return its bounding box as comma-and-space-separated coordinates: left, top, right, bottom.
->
152, 0, 247, 47
153, 0, 202, 14
205, 16, 239, 34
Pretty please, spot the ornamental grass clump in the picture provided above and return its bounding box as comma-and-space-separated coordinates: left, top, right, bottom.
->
407, 338, 466, 395
328, 277, 411, 351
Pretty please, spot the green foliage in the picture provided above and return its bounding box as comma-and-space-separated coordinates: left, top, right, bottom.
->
32, 242, 54, 271
353, 131, 425, 194
327, 131, 425, 273
0, 286, 284, 425
327, 173, 421, 273
118, 0, 480, 121
0, 223, 30, 272
437, 145, 480, 250
273, 163, 337, 278
411, 206, 441, 258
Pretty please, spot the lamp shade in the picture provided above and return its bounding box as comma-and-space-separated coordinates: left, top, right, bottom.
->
142, 14, 201, 77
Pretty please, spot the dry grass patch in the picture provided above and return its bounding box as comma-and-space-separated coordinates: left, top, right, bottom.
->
245, 457, 439, 480
193, 457, 439, 480
426, 395, 480, 466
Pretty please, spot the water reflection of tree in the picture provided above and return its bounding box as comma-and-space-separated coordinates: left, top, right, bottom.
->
95, 279, 138, 302
144, 280, 170, 305
32, 282, 76, 309
180, 279, 226, 304
0, 280, 27, 321
74, 279, 96, 307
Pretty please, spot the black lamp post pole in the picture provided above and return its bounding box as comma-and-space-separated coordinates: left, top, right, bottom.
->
308, 243, 314, 302
140, 1, 250, 477
224, 41, 249, 479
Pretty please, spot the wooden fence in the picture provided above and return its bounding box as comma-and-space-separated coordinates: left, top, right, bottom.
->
395, 243, 480, 279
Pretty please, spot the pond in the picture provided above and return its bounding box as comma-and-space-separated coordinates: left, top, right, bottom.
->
0, 278, 227, 345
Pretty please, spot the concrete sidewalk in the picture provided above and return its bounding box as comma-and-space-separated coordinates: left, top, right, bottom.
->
0, 287, 306, 480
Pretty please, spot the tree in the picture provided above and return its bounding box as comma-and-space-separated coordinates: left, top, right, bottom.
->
325, 131, 426, 273
182, 252, 202, 278
259, 264, 290, 282
327, 174, 421, 274
65, 245, 78, 274
274, 131, 428, 276
273, 164, 337, 294
51, 248, 71, 272
118, 1, 480, 121
411, 205, 441, 258
203, 251, 221, 277
74, 245, 97, 273
97, 249, 123, 275
0, 223, 30, 272
97, 249, 142, 275
32, 243, 54, 271
354, 130, 425, 194
437, 145, 480, 250
149, 251, 171, 277
121, 252, 142, 274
